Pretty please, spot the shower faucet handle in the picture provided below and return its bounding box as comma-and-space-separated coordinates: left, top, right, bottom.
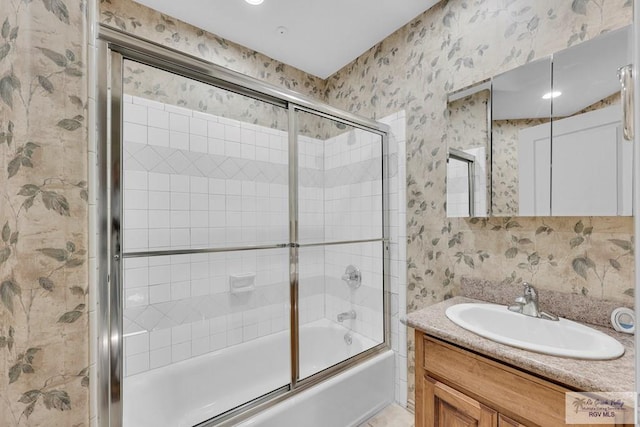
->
341, 270, 359, 281
341, 265, 361, 289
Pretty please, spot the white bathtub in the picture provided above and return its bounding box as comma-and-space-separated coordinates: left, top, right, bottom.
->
123, 319, 394, 427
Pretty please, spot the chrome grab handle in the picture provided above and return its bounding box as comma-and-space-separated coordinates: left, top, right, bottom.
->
618, 64, 634, 141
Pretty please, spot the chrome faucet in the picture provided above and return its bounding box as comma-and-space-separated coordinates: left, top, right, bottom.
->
337, 310, 357, 322
508, 282, 558, 321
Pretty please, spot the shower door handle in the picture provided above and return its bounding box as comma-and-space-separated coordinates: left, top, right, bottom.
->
618, 64, 634, 141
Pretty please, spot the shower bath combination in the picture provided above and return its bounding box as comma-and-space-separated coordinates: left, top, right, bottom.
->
97, 26, 395, 427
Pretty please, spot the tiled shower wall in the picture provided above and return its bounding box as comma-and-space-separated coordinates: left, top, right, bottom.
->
120, 94, 407, 405
323, 128, 384, 343
323, 112, 408, 404
121, 94, 325, 375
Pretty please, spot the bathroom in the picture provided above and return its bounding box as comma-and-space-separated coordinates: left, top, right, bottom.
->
0, 0, 636, 426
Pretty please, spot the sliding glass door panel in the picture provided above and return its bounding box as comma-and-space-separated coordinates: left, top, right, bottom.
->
120, 59, 291, 426
121, 60, 289, 254
121, 248, 291, 427
297, 241, 384, 381
113, 53, 388, 427
295, 109, 384, 245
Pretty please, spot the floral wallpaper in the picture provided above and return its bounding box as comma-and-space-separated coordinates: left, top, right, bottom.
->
323, 0, 633, 404
447, 90, 489, 154
121, 61, 341, 140
0, 0, 89, 424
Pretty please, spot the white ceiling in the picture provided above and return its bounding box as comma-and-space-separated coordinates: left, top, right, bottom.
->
133, 0, 441, 79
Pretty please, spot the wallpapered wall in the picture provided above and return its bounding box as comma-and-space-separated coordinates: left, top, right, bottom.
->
0, 0, 89, 424
323, 0, 633, 402
1, 0, 635, 424
491, 116, 549, 214
120, 61, 347, 140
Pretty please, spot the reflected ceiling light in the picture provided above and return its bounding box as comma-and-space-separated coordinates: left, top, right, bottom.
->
542, 91, 562, 99
245, 0, 264, 4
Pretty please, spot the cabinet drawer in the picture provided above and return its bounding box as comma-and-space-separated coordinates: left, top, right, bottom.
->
423, 337, 572, 427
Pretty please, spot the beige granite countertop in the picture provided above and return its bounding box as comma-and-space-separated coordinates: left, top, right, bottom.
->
407, 296, 634, 392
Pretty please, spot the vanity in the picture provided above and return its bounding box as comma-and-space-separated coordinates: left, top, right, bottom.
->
408, 292, 635, 427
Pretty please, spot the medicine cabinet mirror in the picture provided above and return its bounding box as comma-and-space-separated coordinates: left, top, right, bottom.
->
446, 24, 633, 217
446, 82, 490, 217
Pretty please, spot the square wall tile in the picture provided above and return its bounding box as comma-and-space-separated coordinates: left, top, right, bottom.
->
124, 122, 147, 144
126, 353, 149, 376
190, 117, 207, 136
148, 109, 169, 130
150, 347, 172, 369
171, 342, 191, 363
148, 127, 170, 147
169, 113, 189, 133
208, 122, 224, 140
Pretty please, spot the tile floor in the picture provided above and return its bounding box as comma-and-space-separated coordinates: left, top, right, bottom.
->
359, 403, 414, 427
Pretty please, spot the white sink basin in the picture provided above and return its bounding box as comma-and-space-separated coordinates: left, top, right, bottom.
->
445, 303, 624, 360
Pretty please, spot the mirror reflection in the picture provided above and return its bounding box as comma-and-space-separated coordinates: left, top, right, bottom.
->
492, 57, 552, 216
446, 84, 490, 217
549, 26, 632, 216
446, 24, 632, 218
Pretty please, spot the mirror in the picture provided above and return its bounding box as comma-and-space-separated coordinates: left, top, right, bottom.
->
446, 24, 632, 217
549, 26, 632, 216
446, 82, 490, 217
492, 57, 552, 216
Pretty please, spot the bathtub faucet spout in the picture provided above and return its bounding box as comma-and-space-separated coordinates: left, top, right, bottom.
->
337, 310, 357, 322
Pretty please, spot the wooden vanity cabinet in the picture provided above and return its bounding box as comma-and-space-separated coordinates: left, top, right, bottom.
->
497, 414, 527, 427
415, 331, 629, 427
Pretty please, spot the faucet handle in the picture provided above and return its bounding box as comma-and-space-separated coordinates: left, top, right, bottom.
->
341, 265, 361, 289
511, 282, 558, 321
522, 282, 537, 298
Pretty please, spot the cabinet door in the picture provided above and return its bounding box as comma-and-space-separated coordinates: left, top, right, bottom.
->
498, 414, 528, 427
422, 375, 497, 427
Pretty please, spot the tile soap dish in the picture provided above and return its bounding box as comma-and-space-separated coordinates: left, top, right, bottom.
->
230, 272, 256, 294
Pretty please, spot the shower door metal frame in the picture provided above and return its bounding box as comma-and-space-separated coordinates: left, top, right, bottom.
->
97, 24, 391, 427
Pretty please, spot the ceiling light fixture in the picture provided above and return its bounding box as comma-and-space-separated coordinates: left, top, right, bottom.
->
245, 0, 264, 5
542, 91, 562, 99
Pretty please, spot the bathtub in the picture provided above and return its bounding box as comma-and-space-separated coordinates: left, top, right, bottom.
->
123, 319, 394, 427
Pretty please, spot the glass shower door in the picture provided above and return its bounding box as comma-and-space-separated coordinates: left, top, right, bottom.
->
118, 59, 292, 426
295, 109, 386, 381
